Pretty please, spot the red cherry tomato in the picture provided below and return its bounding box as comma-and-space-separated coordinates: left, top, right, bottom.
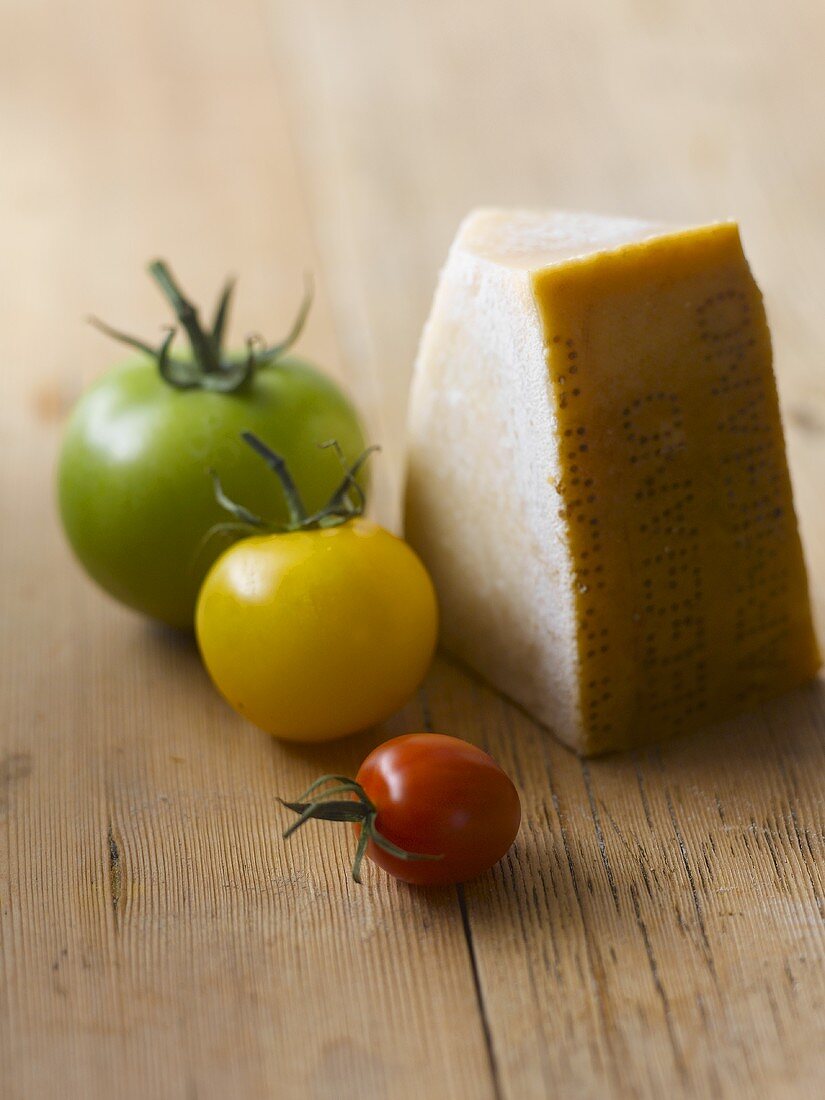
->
281, 734, 521, 886
356, 733, 521, 885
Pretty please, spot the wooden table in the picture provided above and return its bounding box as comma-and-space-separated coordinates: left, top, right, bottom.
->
2, 1, 824, 1096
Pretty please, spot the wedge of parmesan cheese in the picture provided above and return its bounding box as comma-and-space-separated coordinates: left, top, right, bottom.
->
405, 209, 820, 755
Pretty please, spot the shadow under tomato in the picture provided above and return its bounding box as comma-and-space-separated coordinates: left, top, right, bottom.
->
145, 617, 197, 650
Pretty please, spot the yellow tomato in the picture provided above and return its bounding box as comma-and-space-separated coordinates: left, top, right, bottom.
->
195, 518, 438, 742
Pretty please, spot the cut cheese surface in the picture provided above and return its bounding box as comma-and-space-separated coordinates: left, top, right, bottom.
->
405, 209, 820, 755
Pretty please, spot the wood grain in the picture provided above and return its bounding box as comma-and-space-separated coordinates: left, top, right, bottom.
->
1, 0, 824, 1096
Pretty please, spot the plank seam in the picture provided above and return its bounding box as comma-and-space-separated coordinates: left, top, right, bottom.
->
456, 884, 503, 1100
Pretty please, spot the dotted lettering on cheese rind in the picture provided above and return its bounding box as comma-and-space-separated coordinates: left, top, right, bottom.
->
549, 333, 615, 742
552, 281, 803, 750
698, 289, 794, 706
622, 388, 706, 736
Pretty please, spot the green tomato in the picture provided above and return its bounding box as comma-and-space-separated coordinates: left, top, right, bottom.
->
57, 262, 367, 629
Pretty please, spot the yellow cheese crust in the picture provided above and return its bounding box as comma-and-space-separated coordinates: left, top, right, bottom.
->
532, 222, 820, 752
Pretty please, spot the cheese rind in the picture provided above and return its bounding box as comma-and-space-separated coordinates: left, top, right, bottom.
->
405, 209, 820, 755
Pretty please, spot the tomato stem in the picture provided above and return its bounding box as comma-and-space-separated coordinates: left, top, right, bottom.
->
210, 276, 236, 358
86, 315, 158, 359
278, 776, 443, 884
240, 431, 308, 526
211, 433, 380, 535
352, 822, 371, 883
209, 472, 268, 529
254, 274, 314, 365
87, 262, 314, 393
148, 260, 221, 375
297, 774, 363, 800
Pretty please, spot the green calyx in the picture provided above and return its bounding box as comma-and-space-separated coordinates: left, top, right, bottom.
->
279, 775, 443, 884
88, 260, 313, 393
213, 431, 379, 534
